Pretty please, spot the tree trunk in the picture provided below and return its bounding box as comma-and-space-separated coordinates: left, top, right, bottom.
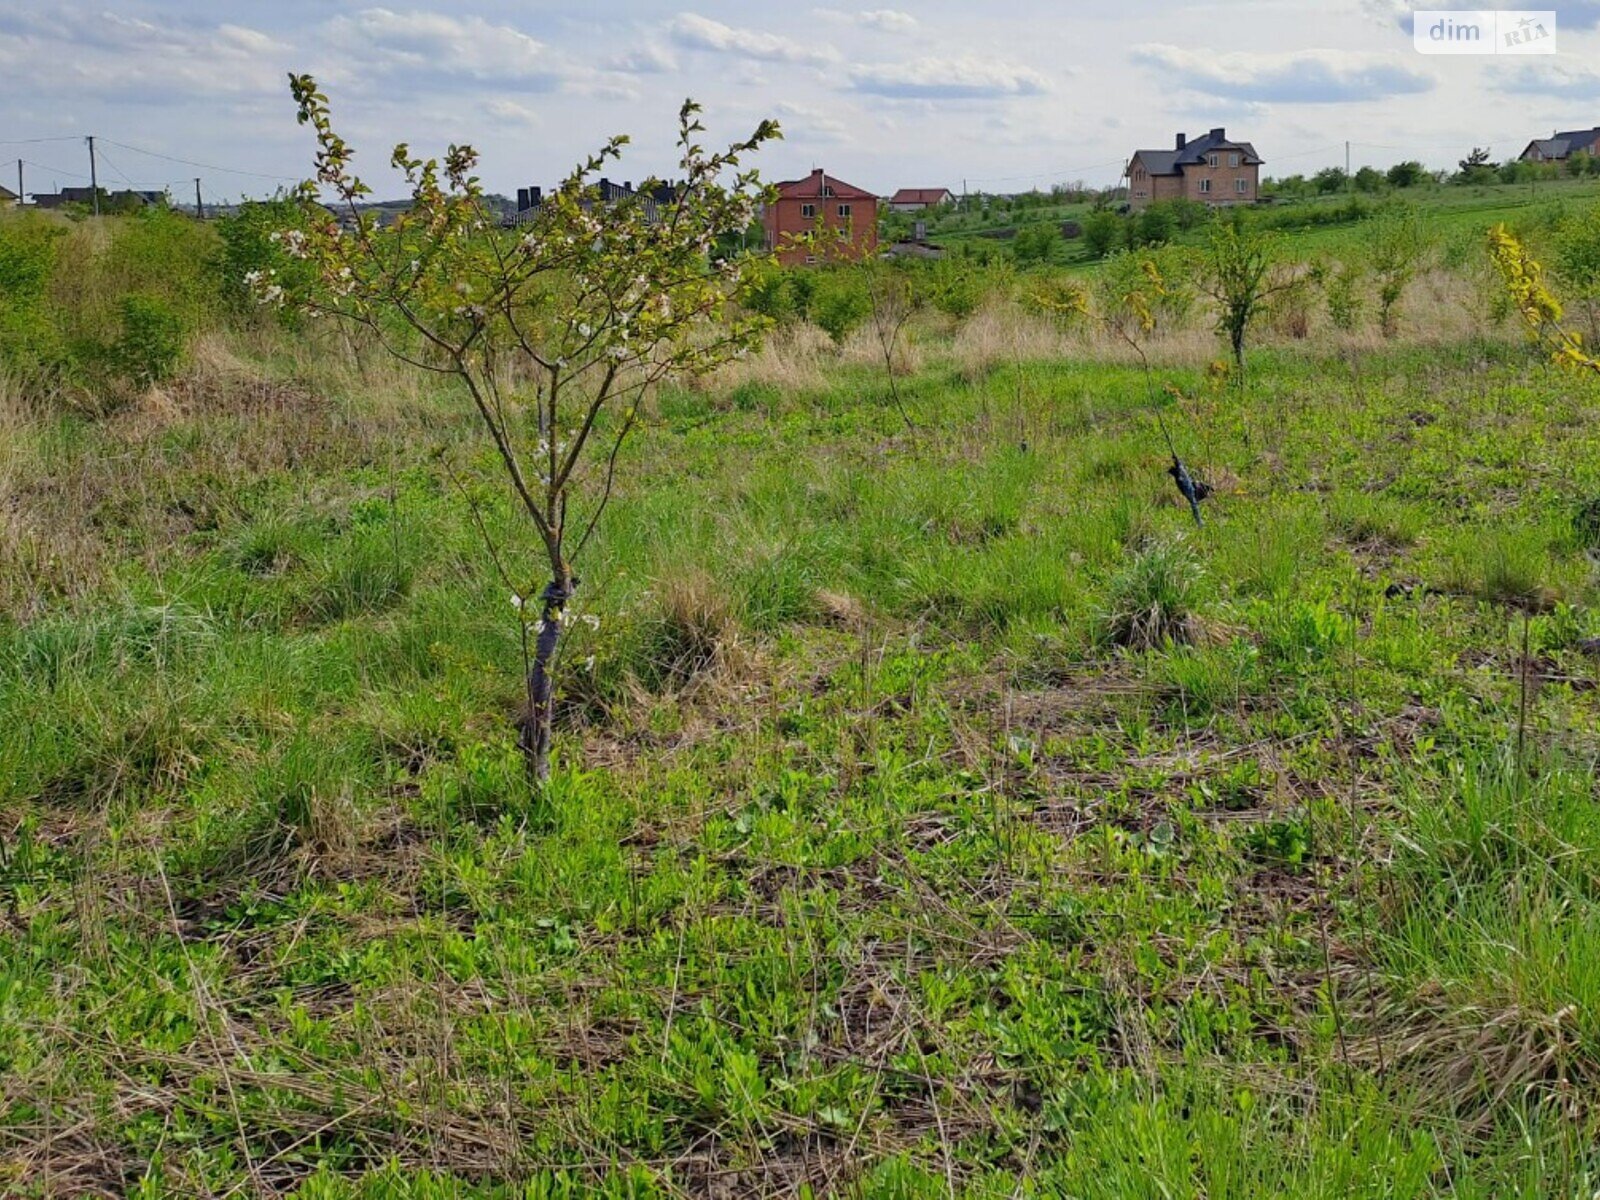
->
518, 576, 570, 783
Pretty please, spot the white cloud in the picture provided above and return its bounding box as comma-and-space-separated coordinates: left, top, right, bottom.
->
812, 8, 918, 33
325, 9, 560, 87
1494, 60, 1600, 99
484, 98, 543, 126
774, 100, 851, 144
668, 13, 840, 65
606, 43, 678, 73
0, 9, 287, 103
1130, 44, 1433, 103
848, 56, 1051, 99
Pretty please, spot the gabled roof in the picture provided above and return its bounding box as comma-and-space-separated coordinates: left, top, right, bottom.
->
890, 187, 952, 204
0, 185, 16, 201
1130, 149, 1180, 176
1524, 127, 1600, 158
773, 169, 876, 201
1131, 128, 1262, 176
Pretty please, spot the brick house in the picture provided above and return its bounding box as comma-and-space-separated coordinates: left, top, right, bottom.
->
1126, 128, 1262, 210
889, 187, 953, 212
1520, 127, 1600, 163
762, 169, 877, 266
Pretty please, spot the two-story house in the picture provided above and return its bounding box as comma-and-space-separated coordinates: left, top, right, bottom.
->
1126, 128, 1262, 210
761, 169, 877, 266
1520, 127, 1600, 164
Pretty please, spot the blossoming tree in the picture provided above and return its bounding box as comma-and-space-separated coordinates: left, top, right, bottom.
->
266, 75, 780, 781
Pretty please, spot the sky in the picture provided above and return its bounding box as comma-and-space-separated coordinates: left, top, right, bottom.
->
4, 1, 1600, 203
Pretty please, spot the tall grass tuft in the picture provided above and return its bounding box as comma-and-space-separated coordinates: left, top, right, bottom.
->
1105, 537, 1206, 649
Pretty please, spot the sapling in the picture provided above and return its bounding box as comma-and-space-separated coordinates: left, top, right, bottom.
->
266, 74, 779, 780
1198, 219, 1298, 373
1367, 204, 1431, 338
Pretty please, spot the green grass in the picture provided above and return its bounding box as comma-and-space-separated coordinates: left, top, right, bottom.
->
4, 248, 1600, 1196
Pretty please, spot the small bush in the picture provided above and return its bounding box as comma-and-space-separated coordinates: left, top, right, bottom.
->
926, 256, 984, 321
111, 294, 185, 385
1082, 210, 1124, 259
741, 261, 798, 324
1318, 260, 1366, 332
1012, 222, 1059, 264
809, 269, 870, 344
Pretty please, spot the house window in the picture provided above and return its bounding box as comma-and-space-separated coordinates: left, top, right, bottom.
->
837, 204, 851, 219
1208, 154, 1219, 167
1229, 152, 1240, 168
823, 186, 835, 197
1199, 178, 1211, 194
1235, 178, 1247, 194
801, 203, 815, 218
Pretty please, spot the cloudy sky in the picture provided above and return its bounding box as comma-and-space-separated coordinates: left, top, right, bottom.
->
4, 1, 1600, 202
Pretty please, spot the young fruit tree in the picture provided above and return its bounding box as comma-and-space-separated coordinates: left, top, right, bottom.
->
267, 75, 780, 781
1199, 219, 1298, 373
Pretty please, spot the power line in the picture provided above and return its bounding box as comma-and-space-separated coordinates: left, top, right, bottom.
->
99, 137, 300, 183
965, 156, 1128, 186
0, 136, 82, 148
20, 157, 91, 182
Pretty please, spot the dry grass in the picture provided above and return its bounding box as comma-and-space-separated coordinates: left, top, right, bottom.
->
709, 324, 834, 396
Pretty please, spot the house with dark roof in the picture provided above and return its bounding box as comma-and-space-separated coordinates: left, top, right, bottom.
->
889, 187, 953, 212
761, 169, 877, 266
0, 184, 16, 206
1520, 127, 1600, 164
509, 177, 679, 226
1126, 128, 1262, 210
30, 186, 165, 211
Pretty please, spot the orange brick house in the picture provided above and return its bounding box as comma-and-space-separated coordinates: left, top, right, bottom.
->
1126, 128, 1262, 210
762, 169, 878, 266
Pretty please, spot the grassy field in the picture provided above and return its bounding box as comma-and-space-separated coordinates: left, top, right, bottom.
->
912, 176, 1600, 269
4, 201, 1600, 1198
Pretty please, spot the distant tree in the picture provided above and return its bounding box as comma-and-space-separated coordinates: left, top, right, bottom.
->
1312, 166, 1348, 194
1082, 209, 1124, 259
1012, 221, 1060, 264
1568, 150, 1594, 179
1386, 161, 1427, 188
1353, 166, 1385, 193
273, 75, 778, 782
1456, 147, 1497, 185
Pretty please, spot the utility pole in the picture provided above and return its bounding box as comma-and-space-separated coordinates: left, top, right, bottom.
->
15, 159, 21, 207
194, 178, 204, 220
1345, 140, 1351, 190
86, 135, 99, 215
